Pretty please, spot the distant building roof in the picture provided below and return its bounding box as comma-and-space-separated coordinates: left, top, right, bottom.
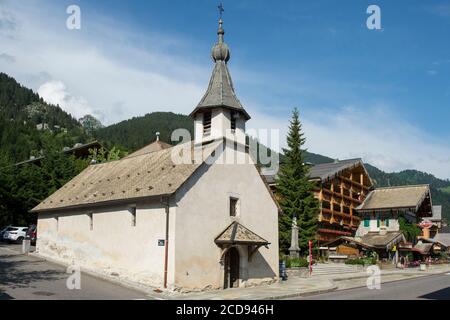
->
14, 141, 103, 166
357, 185, 431, 213
31, 141, 221, 213
64, 141, 103, 158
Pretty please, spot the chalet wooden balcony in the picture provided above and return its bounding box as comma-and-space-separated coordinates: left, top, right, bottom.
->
317, 228, 353, 236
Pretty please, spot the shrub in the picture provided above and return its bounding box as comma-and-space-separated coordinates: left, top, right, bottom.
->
345, 257, 376, 266
284, 257, 309, 268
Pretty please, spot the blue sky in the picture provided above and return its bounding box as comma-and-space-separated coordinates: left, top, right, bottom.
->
1, 0, 450, 178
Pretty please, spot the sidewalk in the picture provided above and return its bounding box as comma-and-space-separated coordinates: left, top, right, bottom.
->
175, 264, 450, 300
23, 245, 450, 300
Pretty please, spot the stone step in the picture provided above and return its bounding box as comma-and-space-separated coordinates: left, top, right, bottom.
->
311, 264, 363, 275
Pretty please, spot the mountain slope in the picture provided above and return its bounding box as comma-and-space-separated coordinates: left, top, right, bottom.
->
0, 72, 91, 162
94, 112, 194, 151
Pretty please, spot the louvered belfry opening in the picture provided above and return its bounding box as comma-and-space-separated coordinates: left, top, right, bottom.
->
203, 111, 212, 136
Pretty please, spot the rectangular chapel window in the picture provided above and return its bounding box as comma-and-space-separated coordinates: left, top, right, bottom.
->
230, 198, 239, 217
130, 207, 137, 227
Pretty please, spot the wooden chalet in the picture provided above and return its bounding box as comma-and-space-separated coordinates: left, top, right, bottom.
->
264, 158, 373, 245
309, 159, 373, 244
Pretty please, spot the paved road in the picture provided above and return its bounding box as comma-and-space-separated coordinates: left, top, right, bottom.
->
0, 243, 151, 300
300, 273, 450, 300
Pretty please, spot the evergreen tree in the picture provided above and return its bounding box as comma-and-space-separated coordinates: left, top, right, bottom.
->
276, 108, 319, 254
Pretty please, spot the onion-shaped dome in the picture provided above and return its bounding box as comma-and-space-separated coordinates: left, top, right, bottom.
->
211, 19, 230, 62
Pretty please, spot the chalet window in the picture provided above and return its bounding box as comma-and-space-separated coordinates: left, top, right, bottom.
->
130, 207, 137, 227
203, 111, 212, 136
88, 213, 93, 231
386, 218, 390, 227
363, 217, 370, 227
230, 197, 239, 217
377, 217, 380, 228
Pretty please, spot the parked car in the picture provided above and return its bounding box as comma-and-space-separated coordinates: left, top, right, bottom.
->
26, 224, 37, 245
2, 226, 28, 243
0, 225, 12, 241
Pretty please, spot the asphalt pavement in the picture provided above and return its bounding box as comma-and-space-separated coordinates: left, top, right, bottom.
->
0, 242, 151, 300
300, 273, 450, 300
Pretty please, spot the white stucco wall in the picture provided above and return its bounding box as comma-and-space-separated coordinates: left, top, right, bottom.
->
36, 200, 176, 288
356, 213, 400, 237
194, 109, 246, 145
35, 143, 279, 292
173, 144, 279, 291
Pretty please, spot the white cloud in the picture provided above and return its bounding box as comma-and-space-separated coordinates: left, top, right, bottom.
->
0, 53, 15, 63
1, 1, 450, 180
247, 104, 450, 179
301, 105, 450, 179
37, 80, 95, 120
0, 0, 207, 125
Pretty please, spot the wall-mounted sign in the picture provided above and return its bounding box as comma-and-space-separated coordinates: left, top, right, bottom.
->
158, 239, 165, 247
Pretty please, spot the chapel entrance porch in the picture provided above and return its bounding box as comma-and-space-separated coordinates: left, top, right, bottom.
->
223, 247, 240, 289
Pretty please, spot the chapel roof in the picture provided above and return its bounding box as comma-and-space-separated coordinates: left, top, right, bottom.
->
31, 141, 221, 213
124, 140, 173, 159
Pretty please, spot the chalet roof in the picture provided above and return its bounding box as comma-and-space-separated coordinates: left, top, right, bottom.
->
357, 185, 431, 212
424, 233, 450, 248
189, 18, 250, 120
413, 241, 434, 255
215, 222, 269, 246
31, 141, 221, 213
308, 158, 367, 181
430, 205, 442, 221
323, 232, 405, 250
442, 226, 450, 234
433, 234, 450, 247
263, 158, 371, 185
124, 140, 172, 159
359, 231, 405, 249
322, 236, 372, 249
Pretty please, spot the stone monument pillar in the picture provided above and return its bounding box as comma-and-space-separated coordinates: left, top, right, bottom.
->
289, 216, 300, 258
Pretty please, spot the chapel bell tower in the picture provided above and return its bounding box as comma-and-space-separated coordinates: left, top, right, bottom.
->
190, 14, 251, 146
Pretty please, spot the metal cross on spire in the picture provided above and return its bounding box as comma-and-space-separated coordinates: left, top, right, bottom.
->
218, 3, 224, 19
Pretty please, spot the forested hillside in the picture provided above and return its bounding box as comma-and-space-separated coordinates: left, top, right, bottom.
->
0, 73, 94, 225
94, 112, 194, 152
0, 73, 90, 162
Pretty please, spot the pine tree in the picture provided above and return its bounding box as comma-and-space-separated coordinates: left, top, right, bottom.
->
276, 108, 319, 254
